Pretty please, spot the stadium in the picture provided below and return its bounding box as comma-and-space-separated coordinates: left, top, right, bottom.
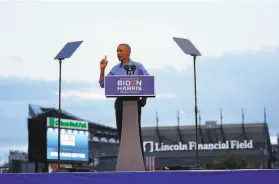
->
25, 104, 279, 172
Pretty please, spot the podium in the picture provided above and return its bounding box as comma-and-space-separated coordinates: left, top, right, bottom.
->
105, 75, 155, 171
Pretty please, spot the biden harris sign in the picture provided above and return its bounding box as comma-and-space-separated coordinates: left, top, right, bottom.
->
105, 75, 155, 97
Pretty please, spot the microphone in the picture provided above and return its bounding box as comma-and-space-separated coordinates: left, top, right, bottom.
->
124, 65, 130, 75
131, 65, 136, 75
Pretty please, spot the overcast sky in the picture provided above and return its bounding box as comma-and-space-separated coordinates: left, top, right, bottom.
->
0, 0, 279, 162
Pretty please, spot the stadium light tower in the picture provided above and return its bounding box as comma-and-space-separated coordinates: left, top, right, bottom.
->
173, 37, 202, 168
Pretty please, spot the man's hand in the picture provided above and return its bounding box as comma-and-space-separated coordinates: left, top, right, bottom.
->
140, 97, 147, 107
100, 55, 108, 69
99, 56, 107, 88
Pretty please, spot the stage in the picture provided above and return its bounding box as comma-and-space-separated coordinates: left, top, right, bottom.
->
0, 169, 278, 184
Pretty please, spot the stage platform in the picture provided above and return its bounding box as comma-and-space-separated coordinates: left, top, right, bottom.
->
0, 170, 278, 184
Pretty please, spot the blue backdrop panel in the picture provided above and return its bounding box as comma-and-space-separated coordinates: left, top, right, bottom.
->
0, 170, 278, 184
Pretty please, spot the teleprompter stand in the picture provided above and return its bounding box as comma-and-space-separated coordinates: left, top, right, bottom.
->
173, 37, 201, 168
105, 75, 155, 171
53, 41, 83, 168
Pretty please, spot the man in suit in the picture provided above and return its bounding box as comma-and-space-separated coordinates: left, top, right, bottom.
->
99, 43, 149, 158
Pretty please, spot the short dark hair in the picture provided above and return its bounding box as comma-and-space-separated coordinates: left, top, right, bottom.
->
119, 43, 131, 53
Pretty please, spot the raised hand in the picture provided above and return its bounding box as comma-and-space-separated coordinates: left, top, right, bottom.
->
100, 55, 108, 69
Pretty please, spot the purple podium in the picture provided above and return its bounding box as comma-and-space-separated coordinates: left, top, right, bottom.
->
105, 75, 155, 171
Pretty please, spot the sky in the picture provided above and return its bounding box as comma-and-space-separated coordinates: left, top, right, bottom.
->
1, 0, 279, 162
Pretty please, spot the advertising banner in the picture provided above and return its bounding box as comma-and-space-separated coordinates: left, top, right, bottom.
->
47, 117, 88, 130
46, 128, 89, 162
143, 140, 254, 152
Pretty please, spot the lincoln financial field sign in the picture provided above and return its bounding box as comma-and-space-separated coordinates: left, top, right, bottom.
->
143, 140, 254, 153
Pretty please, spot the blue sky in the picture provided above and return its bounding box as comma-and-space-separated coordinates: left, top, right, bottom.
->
1, 0, 279, 162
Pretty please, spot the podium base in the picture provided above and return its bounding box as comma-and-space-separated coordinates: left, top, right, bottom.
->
115, 100, 145, 171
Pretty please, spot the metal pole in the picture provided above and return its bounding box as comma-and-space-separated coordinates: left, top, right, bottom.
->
57, 59, 62, 168
193, 56, 199, 168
